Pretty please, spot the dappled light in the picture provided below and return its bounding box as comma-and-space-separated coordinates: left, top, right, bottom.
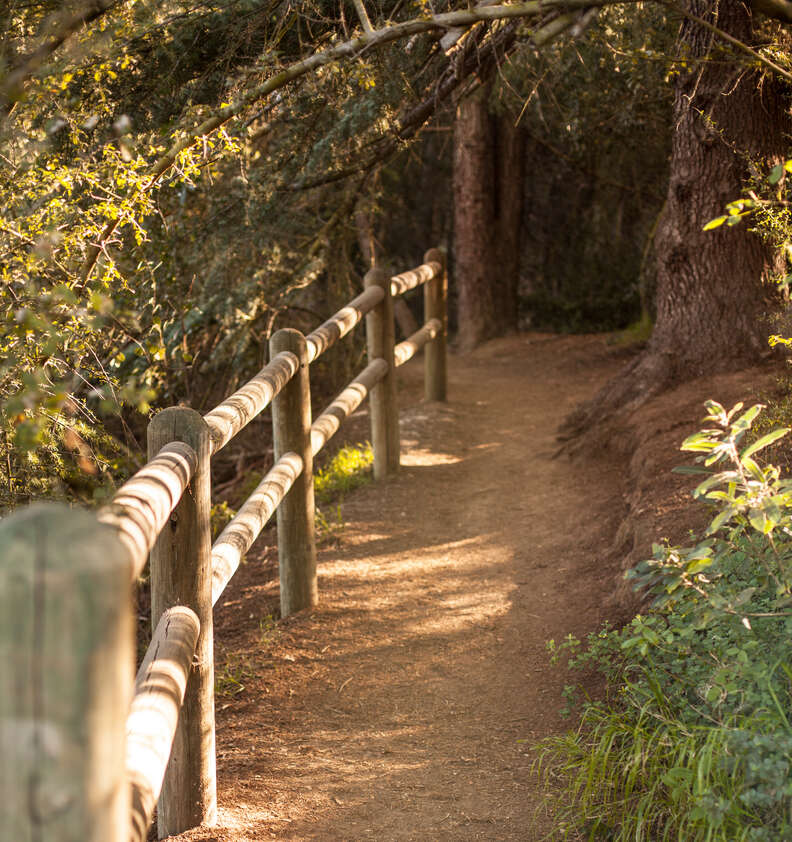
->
4, 0, 788, 835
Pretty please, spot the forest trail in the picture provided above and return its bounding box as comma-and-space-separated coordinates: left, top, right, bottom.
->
175, 333, 630, 842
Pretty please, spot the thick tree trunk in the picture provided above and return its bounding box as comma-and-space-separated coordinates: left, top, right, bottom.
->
454, 84, 524, 350
650, 0, 788, 376
561, 0, 790, 439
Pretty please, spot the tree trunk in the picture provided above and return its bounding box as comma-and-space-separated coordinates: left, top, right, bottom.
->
650, 0, 788, 376
454, 84, 525, 350
561, 0, 790, 439
454, 84, 498, 351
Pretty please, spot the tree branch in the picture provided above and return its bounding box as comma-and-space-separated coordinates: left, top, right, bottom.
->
282, 13, 579, 191
351, 0, 375, 34
80, 0, 638, 280
668, 1, 792, 84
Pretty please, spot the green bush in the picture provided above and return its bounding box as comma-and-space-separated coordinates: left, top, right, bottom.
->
314, 442, 374, 505
539, 401, 792, 841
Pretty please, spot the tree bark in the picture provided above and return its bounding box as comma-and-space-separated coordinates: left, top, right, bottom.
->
561, 0, 790, 439
650, 0, 788, 376
454, 85, 525, 350
455, 84, 498, 351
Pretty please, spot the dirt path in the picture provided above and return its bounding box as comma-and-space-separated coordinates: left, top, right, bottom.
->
176, 333, 630, 842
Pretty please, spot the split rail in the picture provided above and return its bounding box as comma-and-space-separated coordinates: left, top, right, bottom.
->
0, 249, 447, 842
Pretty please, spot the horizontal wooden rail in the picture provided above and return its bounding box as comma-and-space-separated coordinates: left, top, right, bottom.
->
127, 607, 200, 842
310, 358, 388, 457
97, 442, 198, 578
306, 285, 385, 364
204, 351, 299, 455
394, 318, 441, 368
390, 260, 441, 297
211, 452, 304, 606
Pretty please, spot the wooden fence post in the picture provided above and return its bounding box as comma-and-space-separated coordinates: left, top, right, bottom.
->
270, 328, 318, 617
364, 267, 399, 478
147, 407, 216, 837
0, 504, 132, 842
423, 247, 448, 402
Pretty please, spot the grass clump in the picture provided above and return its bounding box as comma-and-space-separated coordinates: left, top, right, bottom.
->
539, 400, 792, 841
314, 442, 373, 505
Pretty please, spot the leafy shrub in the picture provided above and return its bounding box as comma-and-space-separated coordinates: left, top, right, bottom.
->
314, 442, 373, 505
538, 401, 792, 841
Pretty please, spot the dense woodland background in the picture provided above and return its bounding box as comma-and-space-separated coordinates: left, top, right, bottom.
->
0, 0, 696, 508
6, 1, 792, 838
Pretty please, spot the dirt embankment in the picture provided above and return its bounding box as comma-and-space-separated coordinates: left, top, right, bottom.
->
165, 333, 775, 842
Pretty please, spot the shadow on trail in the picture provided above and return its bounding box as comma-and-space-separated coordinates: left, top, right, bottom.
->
185, 333, 628, 842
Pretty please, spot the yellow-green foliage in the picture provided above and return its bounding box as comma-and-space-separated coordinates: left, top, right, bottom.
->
314, 442, 373, 504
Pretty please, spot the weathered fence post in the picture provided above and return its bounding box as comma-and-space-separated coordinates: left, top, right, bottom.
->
270, 328, 318, 617
147, 407, 216, 837
423, 247, 447, 402
0, 504, 132, 842
364, 267, 399, 478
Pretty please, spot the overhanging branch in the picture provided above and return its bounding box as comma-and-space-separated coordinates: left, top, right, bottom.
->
80, 0, 639, 281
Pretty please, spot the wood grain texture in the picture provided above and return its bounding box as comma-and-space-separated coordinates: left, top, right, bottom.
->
147, 407, 217, 837
127, 606, 200, 842
423, 247, 448, 402
305, 286, 384, 363
97, 441, 197, 579
211, 452, 303, 606
270, 329, 318, 617
203, 351, 299, 456
393, 318, 441, 367
364, 268, 400, 479
0, 504, 132, 842
390, 261, 441, 297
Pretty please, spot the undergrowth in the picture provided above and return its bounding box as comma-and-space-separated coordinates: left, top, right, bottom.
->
314, 442, 374, 505
539, 400, 792, 841
314, 442, 373, 543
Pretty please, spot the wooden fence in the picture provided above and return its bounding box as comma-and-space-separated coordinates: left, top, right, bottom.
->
0, 250, 447, 842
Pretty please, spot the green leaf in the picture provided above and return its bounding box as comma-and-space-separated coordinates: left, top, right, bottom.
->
707, 508, 735, 534
769, 163, 784, 184
681, 432, 717, 452
703, 215, 728, 231
687, 557, 714, 574
748, 509, 770, 534
742, 427, 790, 459
742, 456, 765, 482
693, 471, 738, 497
705, 685, 723, 704
704, 400, 727, 420
732, 404, 763, 431
672, 465, 713, 475
733, 587, 756, 606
